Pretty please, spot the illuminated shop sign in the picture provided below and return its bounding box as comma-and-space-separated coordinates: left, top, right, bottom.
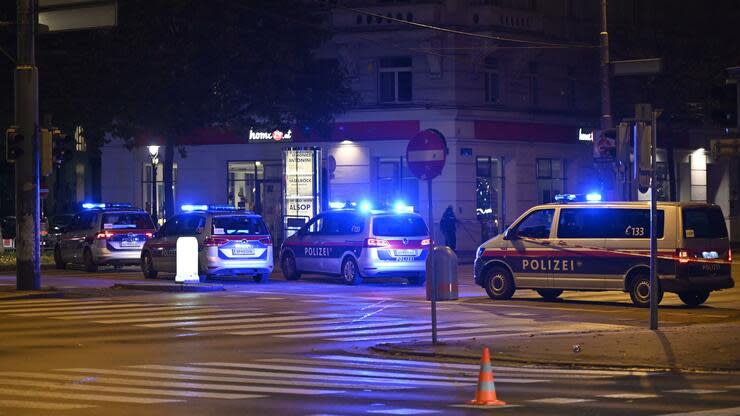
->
249, 128, 293, 143
283, 148, 322, 238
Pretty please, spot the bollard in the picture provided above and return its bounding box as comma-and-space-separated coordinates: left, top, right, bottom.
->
175, 236, 200, 284
426, 245, 458, 301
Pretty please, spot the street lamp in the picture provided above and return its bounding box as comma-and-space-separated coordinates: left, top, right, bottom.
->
147, 145, 160, 222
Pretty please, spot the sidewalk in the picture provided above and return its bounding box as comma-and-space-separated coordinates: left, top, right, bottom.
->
373, 322, 740, 373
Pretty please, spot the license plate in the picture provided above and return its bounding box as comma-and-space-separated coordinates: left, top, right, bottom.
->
395, 256, 415, 262
395, 249, 416, 256
232, 247, 255, 256
120, 240, 139, 247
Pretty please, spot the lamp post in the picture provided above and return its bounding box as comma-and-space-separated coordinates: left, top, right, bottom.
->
147, 146, 160, 223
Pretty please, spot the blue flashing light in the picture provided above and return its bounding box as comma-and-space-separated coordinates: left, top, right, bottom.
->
181, 204, 208, 212
554, 194, 577, 202
207, 204, 238, 211
585, 192, 602, 202
393, 201, 413, 214
328, 201, 346, 209
82, 203, 105, 209
359, 200, 372, 212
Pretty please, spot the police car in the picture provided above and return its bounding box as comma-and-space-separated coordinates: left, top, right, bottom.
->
280, 202, 430, 285
54, 203, 156, 272
141, 205, 273, 281
474, 194, 734, 307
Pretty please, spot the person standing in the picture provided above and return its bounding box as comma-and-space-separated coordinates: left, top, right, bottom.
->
440, 205, 457, 251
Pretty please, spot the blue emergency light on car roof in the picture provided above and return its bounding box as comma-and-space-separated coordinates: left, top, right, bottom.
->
82, 203, 135, 210
554, 193, 602, 203
181, 204, 239, 212
393, 201, 414, 214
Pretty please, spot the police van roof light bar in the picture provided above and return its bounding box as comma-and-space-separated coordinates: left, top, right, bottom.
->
554, 193, 602, 203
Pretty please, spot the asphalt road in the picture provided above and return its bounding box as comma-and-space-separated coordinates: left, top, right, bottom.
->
0, 266, 738, 415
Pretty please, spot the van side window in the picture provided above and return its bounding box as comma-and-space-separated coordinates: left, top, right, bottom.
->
558, 208, 664, 238
515, 209, 554, 238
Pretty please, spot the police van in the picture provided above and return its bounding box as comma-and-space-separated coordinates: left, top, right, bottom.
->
54, 203, 156, 272
280, 203, 430, 285
141, 205, 273, 281
474, 194, 733, 307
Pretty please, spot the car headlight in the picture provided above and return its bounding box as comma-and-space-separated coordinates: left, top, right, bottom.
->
476, 245, 485, 258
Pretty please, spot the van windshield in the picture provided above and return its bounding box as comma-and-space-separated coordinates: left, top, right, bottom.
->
682, 207, 727, 239
212, 216, 268, 236
101, 212, 155, 229
373, 215, 428, 237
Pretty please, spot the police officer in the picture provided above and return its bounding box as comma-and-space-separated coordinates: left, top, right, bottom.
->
440, 205, 457, 251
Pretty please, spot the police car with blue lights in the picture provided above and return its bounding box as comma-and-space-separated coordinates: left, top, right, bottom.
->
280, 201, 430, 285
54, 203, 156, 272
474, 193, 734, 307
141, 205, 273, 281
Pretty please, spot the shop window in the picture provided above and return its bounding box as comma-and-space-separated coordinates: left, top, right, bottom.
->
536, 158, 566, 203
379, 57, 412, 103
476, 156, 503, 221
142, 163, 177, 221
484, 57, 501, 103
376, 157, 418, 209
227, 161, 265, 211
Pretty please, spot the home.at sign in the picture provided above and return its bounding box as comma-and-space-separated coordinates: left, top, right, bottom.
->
248, 128, 293, 143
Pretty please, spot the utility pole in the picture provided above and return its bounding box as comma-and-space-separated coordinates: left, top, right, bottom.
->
15, 0, 41, 290
600, 0, 612, 130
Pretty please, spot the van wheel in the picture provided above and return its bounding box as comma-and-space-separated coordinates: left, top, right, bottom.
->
54, 246, 66, 269
536, 289, 563, 300
408, 274, 425, 286
629, 274, 663, 307
253, 274, 268, 283
483, 267, 515, 300
341, 257, 362, 285
83, 248, 98, 273
141, 251, 157, 279
281, 252, 301, 281
678, 291, 710, 307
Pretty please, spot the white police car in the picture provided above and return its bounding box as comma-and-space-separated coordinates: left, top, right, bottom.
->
141, 205, 273, 281
54, 203, 156, 272
280, 203, 430, 285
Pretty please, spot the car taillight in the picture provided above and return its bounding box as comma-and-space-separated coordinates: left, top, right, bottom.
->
96, 232, 113, 240
145, 232, 154, 239
365, 238, 390, 248
729, 250, 733, 262
259, 236, 272, 245
204, 237, 228, 247
421, 238, 431, 246
677, 249, 690, 264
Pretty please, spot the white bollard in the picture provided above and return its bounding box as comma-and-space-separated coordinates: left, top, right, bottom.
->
175, 236, 200, 284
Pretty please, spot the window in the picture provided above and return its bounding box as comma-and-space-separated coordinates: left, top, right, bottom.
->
536, 158, 566, 203
101, 213, 155, 230
484, 57, 501, 103
376, 157, 418, 209
476, 156, 503, 222
379, 57, 412, 103
528, 61, 539, 108
227, 161, 264, 211
558, 208, 665, 239
142, 163, 177, 221
682, 207, 727, 239
160, 216, 184, 237
372, 215, 428, 237
212, 216, 267, 236
180, 214, 206, 235
332, 213, 365, 234
305, 215, 324, 234
514, 209, 554, 239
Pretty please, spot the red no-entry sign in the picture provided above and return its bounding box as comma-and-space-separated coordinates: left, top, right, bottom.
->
406, 129, 447, 180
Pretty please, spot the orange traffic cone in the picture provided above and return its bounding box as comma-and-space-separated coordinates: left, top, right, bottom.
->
470, 347, 507, 406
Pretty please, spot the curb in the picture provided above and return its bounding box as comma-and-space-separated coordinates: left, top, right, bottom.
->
369, 345, 740, 374
112, 283, 225, 293
0, 291, 65, 301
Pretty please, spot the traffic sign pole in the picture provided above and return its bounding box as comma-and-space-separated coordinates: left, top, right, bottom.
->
427, 179, 437, 344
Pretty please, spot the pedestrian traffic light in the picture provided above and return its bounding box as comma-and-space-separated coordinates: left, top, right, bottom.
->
40, 128, 52, 176
5, 126, 23, 163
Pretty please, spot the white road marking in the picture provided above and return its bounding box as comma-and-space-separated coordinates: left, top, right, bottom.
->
331, 327, 502, 342
190, 314, 342, 331
666, 389, 727, 395
228, 320, 406, 336
12, 304, 165, 316
280, 322, 482, 339
32, 306, 207, 318
657, 407, 740, 416
0, 377, 261, 400
254, 297, 285, 300
600, 393, 659, 399
0, 300, 112, 312
0, 398, 94, 410
529, 398, 594, 404
130, 365, 473, 387
192, 362, 474, 382
59, 368, 405, 391
367, 409, 440, 415
0, 371, 340, 396
103, 311, 266, 325
0, 386, 180, 404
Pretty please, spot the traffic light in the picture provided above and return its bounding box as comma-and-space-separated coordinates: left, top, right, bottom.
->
41, 128, 52, 176
52, 129, 72, 165
5, 126, 24, 163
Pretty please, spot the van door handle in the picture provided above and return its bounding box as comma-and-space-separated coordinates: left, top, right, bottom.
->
557, 241, 566, 246
540, 241, 551, 246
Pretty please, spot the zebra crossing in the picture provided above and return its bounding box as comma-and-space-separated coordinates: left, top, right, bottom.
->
0, 354, 650, 412
0, 297, 625, 344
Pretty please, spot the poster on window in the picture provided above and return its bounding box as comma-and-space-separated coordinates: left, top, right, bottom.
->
283, 148, 321, 239
593, 129, 616, 163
